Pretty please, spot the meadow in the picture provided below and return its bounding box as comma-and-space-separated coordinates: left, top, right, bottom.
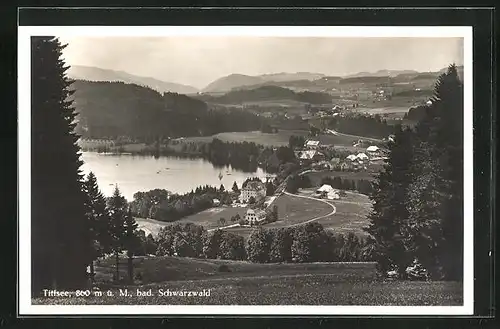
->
177, 206, 248, 230
181, 129, 371, 148
182, 130, 308, 147
315, 192, 372, 236
33, 256, 463, 306
136, 190, 372, 240
304, 170, 376, 187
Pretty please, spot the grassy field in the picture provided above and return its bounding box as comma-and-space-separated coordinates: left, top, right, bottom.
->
320, 193, 371, 235
135, 217, 168, 237
182, 129, 371, 148
136, 207, 249, 237
358, 96, 428, 109
33, 256, 463, 306
223, 193, 334, 238
305, 170, 376, 186
242, 99, 307, 107
177, 206, 248, 230
93, 256, 378, 285
78, 140, 149, 152
136, 190, 372, 239
356, 106, 411, 115
182, 130, 308, 147
295, 189, 372, 236
270, 193, 333, 226
136, 193, 335, 240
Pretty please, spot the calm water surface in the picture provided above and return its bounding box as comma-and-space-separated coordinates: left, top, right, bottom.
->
80, 152, 271, 201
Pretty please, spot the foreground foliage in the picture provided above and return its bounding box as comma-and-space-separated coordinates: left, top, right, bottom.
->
153, 222, 372, 263
366, 65, 464, 280
33, 259, 462, 305
31, 36, 89, 293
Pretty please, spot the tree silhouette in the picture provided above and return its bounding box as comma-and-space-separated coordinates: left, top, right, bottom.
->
123, 208, 139, 283
107, 185, 128, 282
266, 182, 276, 196
405, 64, 464, 280
232, 181, 239, 193
365, 125, 415, 277
31, 36, 89, 294
82, 171, 111, 280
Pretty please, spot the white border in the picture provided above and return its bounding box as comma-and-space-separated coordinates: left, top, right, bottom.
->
18, 25, 473, 316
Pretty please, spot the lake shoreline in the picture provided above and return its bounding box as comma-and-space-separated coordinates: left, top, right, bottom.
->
80, 151, 273, 201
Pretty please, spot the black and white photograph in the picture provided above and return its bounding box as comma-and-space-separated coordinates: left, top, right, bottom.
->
18, 25, 473, 315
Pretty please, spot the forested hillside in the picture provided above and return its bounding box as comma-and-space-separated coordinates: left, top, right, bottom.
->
67, 65, 199, 94
197, 85, 333, 104
71, 80, 264, 140
366, 64, 464, 280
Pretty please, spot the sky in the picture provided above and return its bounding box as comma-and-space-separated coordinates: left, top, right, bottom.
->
60, 37, 464, 89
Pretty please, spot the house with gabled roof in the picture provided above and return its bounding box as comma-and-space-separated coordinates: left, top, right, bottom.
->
305, 139, 320, 149
239, 181, 266, 203
245, 208, 267, 226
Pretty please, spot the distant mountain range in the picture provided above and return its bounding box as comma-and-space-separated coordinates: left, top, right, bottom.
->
67, 65, 199, 94
201, 72, 326, 93
67, 65, 463, 95
202, 74, 266, 93
259, 72, 326, 82
201, 67, 462, 93
344, 69, 420, 78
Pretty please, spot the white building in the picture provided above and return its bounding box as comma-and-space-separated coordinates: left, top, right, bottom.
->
366, 145, 379, 153
212, 199, 220, 206
316, 184, 334, 194
346, 154, 358, 161
327, 190, 340, 200
239, 181, 266, 203
305, 140, 320, 149
356, 153, 369, 161
299, 150, 325, 161
245, 208, 267, 225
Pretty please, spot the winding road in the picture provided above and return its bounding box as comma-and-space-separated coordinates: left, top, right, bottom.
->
327, 128, 384, 144
209, 191, 337, 232
282, 191, 336, 227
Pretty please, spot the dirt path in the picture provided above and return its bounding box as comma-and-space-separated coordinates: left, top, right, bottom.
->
283, 191, 336, 227
328, 128, 383, 143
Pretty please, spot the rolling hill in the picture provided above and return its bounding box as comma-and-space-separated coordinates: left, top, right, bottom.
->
258, 72, 326, 82
70, 80, 263, 140
67, 65, 199, 94
202, 74, 266, 93
202, 72, 328, 93
196, 85, 333, 105
344, 66, 463, 82
344, 69, 419, 78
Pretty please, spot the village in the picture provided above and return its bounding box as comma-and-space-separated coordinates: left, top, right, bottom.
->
203, 135, 389, 230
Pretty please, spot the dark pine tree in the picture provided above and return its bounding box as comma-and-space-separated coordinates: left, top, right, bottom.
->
266, 182, 276, 196
107, 185, 128, 282
406, 64, 464, 280
232, 181, 239, 194
82, 171, 111, 281
123, 208, 139, 284
435, 65, 464, 280
365, 124, 415, 277
31, 36, 89, 294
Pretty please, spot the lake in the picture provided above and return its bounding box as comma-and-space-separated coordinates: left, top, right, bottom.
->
80, 152, 272, 201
